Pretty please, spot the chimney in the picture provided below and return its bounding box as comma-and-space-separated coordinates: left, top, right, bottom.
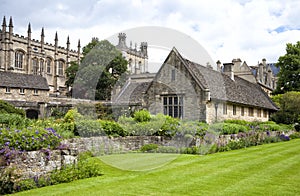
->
232, 58, 242, 72
223, 63, 234, 80
216, 60, 222, 72
258, 62, 264, 83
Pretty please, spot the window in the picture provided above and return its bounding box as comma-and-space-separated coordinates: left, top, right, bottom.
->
5, 87, 10, 93
263, 110, 268, 118
163, 95, 183, 118
20, 88, 25, 94
171, 69, 176, 81
46, 58, 52, 74
15, 51, 24, 69
40, 59, 44, 74
58, 60, 64, 75
248, 107, 254, 117
32, 58, 38, 75
233, 105, 236, 115
33, 89, 38, 95
223, 103, 227, 115
257, 109, 261, 117
241, 107, 244, 116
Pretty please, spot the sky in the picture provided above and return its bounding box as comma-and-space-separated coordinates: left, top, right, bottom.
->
1, 0, 300, 72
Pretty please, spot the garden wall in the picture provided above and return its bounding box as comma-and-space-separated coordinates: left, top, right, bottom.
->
2, 131, 294, 179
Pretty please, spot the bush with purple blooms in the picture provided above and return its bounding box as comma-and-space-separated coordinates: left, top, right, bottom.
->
0, 127, 62, 152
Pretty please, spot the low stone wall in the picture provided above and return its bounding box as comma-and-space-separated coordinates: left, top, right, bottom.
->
2, 131, 294, 179
62, 136, 173, 155
2, 149, 77, 179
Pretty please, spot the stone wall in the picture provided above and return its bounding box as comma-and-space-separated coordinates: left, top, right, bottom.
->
2, 131, 293, 179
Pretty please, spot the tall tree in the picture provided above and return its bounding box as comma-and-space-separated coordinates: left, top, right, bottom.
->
65, 38, 128, 100
273, 41, 300, 94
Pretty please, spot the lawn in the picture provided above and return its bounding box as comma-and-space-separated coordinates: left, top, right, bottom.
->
15, 139, 300, 196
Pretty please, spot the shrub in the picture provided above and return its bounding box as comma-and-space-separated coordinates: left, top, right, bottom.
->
208, 123, 249, 135
0, 167, 22, 194
140, 144, 158, 152
154, 114, 179, 137
224, 119, 249, 126
258, 123, 281, 132
99, 120, 127, 137
0, 127, 62, 152
118, 114, 164, 136
289, 132, 300, 139
64, 109, 83, 123
76, 120, 105, 137
50, 153, 102, 184
0, 113, 30, 128
133, 110, 151, 122
0, 100, 25, 116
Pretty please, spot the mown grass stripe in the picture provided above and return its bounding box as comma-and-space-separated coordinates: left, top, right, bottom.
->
14, 139, 300, 196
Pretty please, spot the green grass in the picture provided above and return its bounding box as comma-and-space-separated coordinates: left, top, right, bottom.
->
15, 139, 300, 196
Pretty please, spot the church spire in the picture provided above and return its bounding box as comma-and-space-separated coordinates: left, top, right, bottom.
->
41, 27, 44, 37
55, 31, 58, 41
27, 23, 31, 34
2, 16, 7, 32
9, 16, 13, 28
66, 35, 70, 50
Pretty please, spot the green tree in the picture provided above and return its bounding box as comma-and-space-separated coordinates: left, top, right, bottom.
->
66, 38, 128, 100
273, 41, 300, 94
271, 91, 300, 124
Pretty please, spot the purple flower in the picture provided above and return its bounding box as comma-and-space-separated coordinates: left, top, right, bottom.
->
35, 130, 39, 134
5, 141, 10, 146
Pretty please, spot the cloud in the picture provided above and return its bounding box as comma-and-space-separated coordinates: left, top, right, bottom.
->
1, 0, 300, 67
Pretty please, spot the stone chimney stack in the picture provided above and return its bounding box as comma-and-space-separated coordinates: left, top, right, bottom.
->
232, 58, 242, 72
258, 62, 264, 83
216, 60, 222, 72
223, 63, 234, 80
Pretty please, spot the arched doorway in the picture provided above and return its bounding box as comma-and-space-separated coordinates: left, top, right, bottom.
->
26, 109, 39, 119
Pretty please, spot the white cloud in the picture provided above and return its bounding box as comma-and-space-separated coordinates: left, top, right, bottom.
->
1, 0, 300, 68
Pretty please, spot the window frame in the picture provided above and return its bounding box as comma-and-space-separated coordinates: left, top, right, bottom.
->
223, 103, 227, 115
163, 95, 183, 119
233, 105, 237, 115
15, 50, 24, 69
46, 58, 52, 74
33, 89, 39, 95
58, 60, 64, 76
248, 107, 254, 117
5, 87, 11, 93
257, 108, 261, 117
19, 88, 25, 94
32, 58, 39, 75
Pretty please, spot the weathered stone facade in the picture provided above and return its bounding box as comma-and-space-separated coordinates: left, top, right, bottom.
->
0, 16, 81, 95
116, 33, 148, 74
145, 48, 278, 123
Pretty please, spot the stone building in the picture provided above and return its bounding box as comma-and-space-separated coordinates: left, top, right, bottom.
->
0, 16, 81, 96
0, 71, 49, 118
116, 33, 148, 74
128, 48, 278, 123
229, 58, 279, 96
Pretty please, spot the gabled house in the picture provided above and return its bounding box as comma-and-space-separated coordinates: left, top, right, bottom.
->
145, 48, 278, 123
0, 71, 49, 118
